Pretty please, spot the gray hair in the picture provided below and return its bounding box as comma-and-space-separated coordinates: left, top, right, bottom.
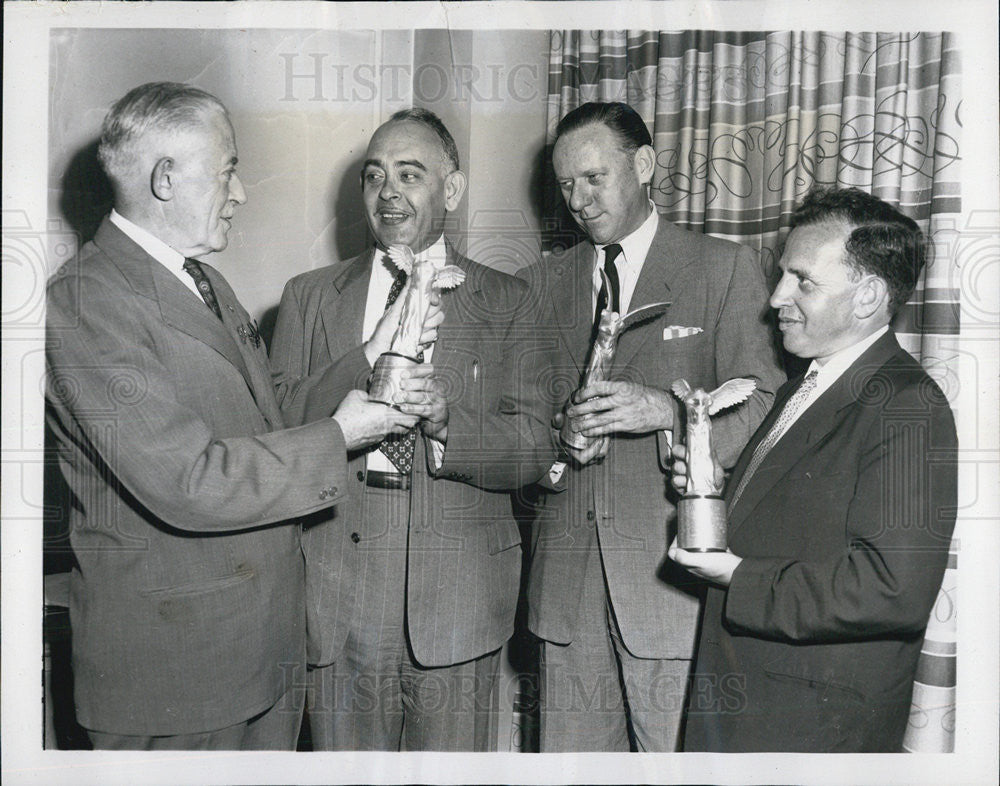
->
97, 82, 227, 182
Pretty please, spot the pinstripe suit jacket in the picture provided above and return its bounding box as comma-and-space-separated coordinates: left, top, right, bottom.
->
45, 218, 351, 736
524, 217, 785, 659
270, 244, 551, 667
684, 331, 958, 751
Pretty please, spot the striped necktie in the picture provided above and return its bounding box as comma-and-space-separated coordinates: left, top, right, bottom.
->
729, 370, 819, 510
377, 264, 424, 475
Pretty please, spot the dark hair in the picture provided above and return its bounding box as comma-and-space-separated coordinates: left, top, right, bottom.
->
387, 107, 460, 171
791, 187, 924, 315
554, 102, 652, 157
97, 82, 227, 183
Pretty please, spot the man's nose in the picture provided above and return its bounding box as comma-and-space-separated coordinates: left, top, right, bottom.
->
567, 183, 591, 213
379, 175, 400, 201
769, 272, 793, 308
229, 173, 247, 205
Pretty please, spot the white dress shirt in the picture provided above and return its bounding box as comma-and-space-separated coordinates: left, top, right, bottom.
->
770, 325, 890, 444
108, 210, 202, 298
590, 203, 660, 315
549, 205, 661, 485
363, 236, 445, 473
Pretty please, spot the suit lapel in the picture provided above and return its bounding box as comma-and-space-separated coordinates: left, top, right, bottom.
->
435, 242, 483, 356
727, 332, 904, 536
613, 217, 682, 373
547, 244, 596, 374
201, 263, 284, 428
93, 220, 256, 394
320, 251, 373, 360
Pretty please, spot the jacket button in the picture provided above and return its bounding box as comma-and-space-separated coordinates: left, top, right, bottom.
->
350, 532, 360, 543
586, 510, 595, 521
357, 471, 365, 481
319, 490, 328, 500
329, 486, 338, 496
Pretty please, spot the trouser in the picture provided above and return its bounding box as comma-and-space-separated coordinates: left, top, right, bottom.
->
538, 541, 691, 752
87, 685, 303, 750
306, 485, 501, 751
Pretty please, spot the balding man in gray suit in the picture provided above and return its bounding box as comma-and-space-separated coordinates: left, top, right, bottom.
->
45, 82, 419, 750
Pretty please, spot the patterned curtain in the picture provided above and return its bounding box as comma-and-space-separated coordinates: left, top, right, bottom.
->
547, 30, 961, 752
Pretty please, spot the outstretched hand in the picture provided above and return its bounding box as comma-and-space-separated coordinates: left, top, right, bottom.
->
332, 389, 419, 451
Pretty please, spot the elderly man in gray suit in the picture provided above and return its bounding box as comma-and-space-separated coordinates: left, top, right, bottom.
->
45, 82, 423, 750
523, 102, 785, 751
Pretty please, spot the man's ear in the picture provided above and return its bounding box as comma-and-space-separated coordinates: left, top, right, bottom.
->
633, 144, 656, 186
151, 157, 175, 202
854, 274, 889, 320
443, 169, 468, 212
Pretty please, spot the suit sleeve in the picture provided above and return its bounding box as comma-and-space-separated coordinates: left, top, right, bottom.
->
270, 277, 371, 426
47, 270, 349, 533
704, 244, 785, 469
432, 276, 556, 491
724, 380, 958, 642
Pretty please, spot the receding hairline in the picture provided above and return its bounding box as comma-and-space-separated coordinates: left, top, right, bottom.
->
366, 118, 458, 173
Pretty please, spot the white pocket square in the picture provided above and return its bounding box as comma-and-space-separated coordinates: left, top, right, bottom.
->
663, 325, 703, 340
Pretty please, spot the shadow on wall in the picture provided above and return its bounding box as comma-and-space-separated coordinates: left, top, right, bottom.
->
333, 152, 372, 265
533, 141, 584, 256
59, 139, 113, 245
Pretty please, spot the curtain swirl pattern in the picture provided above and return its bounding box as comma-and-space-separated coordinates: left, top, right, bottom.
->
547, 29, 961, 753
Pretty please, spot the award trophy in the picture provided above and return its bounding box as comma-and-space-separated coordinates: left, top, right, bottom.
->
368, 244, 465, 406
670, 378, 757, 551
559, 269, 670, 450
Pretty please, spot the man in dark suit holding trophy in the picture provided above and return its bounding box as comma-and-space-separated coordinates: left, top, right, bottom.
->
669, 188, 958, 752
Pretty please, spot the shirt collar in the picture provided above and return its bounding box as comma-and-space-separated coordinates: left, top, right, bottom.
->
594, 201, 659, 269
109, 209, 187, 270
807, 325, 891, 384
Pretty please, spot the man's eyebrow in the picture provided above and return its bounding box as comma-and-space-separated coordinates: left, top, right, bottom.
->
395, 159, 427, 172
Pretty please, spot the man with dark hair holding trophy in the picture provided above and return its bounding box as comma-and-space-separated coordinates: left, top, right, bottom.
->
669, 187, 958, 752
523, 101, 784, 751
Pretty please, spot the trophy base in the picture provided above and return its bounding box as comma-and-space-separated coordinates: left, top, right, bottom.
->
677, 493, 727, 552
559, 420, 594, 451
368, 352, 420, 406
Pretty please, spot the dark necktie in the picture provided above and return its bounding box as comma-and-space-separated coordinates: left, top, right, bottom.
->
183, 258, 223, 320
595, 243, 623, 325
377, 264, 423, 475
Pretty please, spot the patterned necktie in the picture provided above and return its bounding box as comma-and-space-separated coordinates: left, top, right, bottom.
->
377, 264, 423, 475
595, 243, 623, 323
729, 370, 819, 510
183, 258, 223, 320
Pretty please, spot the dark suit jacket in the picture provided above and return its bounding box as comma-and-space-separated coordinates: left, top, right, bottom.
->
45, 218, 351, 736
684, 331, 958, 752
269, 244, 551, 667
524, 217, 784, 659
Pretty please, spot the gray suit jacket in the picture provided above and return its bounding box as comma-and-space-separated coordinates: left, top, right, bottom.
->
270, 244, 552, 667
525, 216, 785, 659
45, 218, 350, 736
